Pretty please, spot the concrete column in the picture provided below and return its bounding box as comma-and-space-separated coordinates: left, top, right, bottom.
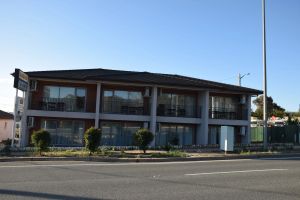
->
244, 95, 252, 144
20, 86, 30, 147
95, 83, 101, 128
150, 86, 158, 146
143, 122, 149, 129
197, 91, 209, 145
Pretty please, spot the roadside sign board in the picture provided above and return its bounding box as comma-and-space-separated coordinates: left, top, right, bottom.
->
13, 68, 28, 91
220, 126, 234, 152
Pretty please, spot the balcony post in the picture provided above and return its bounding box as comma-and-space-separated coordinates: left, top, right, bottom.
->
197, 91, 209, 145
150, 86, 158, 146
95, 82, 101, 128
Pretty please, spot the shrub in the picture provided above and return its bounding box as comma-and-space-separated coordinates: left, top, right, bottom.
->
164, 144, 172, 152
1, 138, 12, 146
84, 127, 102, 155
133, 128, 154, 154
1, 138, 12, 155
31, 129, 51, 155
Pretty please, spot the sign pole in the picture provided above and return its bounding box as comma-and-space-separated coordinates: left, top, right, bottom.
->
11, 89, 18, 147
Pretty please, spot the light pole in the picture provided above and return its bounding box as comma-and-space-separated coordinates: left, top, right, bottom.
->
262, 0, 268, 150
238, 73, 250, 86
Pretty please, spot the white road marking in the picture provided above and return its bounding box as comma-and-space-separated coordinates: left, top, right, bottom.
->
0, 159, 254, 168
185, 168, 288, 176
258, 156, 300, 160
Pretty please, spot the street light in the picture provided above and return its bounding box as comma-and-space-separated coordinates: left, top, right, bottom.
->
238, 73, 250, 86
262, 0, 268, 150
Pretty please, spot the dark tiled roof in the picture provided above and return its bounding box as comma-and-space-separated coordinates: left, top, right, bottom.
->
0, 110, 14, 119
19, 68, 262, 94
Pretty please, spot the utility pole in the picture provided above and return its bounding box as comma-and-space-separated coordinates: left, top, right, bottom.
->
262, 0, 268, 150
238, 73, 250, 86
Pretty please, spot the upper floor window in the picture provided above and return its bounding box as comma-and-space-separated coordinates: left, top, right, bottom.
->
104, 90, 143, 101
157, 92, 197, 117
209, 96, 239, 111
42, 86, 86, 112
209, 96, 247, 120
102, 90, 144, 115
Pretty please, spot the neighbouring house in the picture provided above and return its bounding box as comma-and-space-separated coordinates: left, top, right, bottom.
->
12, 68, 262, 147
0, 110, 14, 142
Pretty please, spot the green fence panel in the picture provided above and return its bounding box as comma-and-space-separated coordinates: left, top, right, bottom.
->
251, 125, 299, 144
251, 127, 263, 143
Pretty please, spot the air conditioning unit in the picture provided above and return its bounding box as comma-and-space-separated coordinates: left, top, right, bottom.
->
30, 80, 37, 91
28, 116, 35, 128
144, 87, 150, 97
240, 95, 246, 104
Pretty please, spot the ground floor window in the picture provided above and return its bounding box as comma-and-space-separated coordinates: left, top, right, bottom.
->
100, 122, 142, 146
208, 126, 221, 145
41, 119, 85, 146
208, 125, 244, 145
156, 123, 195, 146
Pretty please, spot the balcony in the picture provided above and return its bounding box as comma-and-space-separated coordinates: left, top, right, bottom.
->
209, 107, 248, 120
32, 97, 85, 112
102, 99, 149, 115
157, 104, 200, 118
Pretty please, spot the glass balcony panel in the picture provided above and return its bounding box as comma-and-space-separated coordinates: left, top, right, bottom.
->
39, 97, 85, 112
102, 99, 146, 115
209, 107, 248, 120
157, 104, 199, 118
32, 86, 87, 112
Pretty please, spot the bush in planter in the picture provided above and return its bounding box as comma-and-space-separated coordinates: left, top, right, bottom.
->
31, 129, 51, 155
84, 127, 102, 155
133, 128, 154, 154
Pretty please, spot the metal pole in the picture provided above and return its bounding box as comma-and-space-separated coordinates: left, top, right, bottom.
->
262, 0, 268, 149
11, 89, 18, 147
238, 73, 241, 86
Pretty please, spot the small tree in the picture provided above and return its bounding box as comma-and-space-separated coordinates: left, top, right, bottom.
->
31, 129, 51, 155
133, 128, 154, 154
84, 127, 102, 155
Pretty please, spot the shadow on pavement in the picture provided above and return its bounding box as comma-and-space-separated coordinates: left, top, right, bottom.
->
0, 189, 112, 200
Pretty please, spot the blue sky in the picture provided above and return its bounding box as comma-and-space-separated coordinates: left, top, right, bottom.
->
0, 0, 299, 112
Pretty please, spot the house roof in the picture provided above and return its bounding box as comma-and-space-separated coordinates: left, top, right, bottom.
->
0, 110, 14, 120
14, 68, 262, 94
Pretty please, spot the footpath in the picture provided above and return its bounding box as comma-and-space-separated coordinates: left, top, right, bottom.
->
1, 152, 300, 163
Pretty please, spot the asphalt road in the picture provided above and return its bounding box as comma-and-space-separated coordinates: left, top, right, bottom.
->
0, 157, 299, 200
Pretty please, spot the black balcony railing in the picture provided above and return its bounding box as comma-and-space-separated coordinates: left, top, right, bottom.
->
209, 107, 248, 120
102, 99, 149, 115
35, 97, 85, 112
157, 104, 200, 118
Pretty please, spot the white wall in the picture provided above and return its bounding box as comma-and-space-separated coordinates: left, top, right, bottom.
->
0, 119, 13, 142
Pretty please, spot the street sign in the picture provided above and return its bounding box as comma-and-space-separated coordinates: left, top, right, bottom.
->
13, 68, 28, 91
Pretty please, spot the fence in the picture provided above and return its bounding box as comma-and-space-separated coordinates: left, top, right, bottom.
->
251, 125, 300, 144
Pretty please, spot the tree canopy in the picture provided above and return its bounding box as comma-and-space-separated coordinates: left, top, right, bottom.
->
252, 95, 286, 119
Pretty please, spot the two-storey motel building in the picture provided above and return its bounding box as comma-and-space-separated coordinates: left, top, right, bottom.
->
13, 68, 262, 147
